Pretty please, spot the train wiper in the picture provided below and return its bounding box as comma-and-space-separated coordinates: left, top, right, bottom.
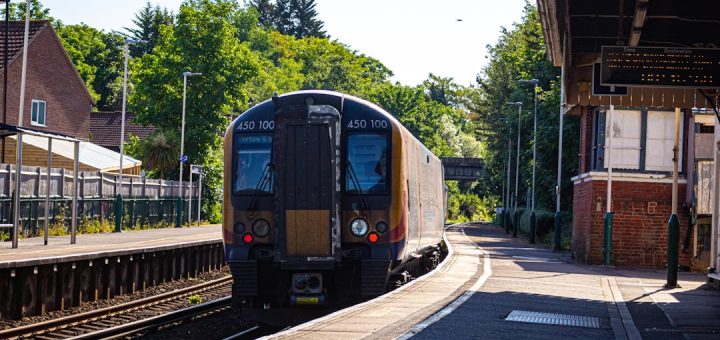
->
248, 163, 273, 211
347, 161, 369, 210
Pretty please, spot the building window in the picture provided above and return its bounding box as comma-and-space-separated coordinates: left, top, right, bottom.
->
604, 109, 642, 170
592, 108, 684, 174
645, 110, 683, 171
31, 100, 46, 126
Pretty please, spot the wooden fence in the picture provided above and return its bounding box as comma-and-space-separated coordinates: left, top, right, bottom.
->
0, 164, 200, 238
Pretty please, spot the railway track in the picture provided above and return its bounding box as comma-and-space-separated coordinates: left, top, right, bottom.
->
0, 276, 233, 339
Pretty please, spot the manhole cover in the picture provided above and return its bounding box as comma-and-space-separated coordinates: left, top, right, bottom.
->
505, 310, 600, 328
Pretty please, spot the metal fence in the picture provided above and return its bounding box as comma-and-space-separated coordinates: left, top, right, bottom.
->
0, 164, 200, 237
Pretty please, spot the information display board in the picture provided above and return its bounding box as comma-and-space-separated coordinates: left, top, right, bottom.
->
601, 46, 720, 88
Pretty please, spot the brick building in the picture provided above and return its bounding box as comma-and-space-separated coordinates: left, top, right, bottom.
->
0, 20, 141, 174
0, 20, 93, 140
89, 112, 156, 152
538, 0, 720, 271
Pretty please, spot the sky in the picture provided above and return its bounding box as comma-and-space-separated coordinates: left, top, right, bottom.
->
39, 0, 528, 86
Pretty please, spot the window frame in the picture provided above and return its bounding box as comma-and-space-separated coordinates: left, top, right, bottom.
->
31, 99, 46, 127
232, 132, 274, 196
343, 131, 391, 196
591, 107, 686, 175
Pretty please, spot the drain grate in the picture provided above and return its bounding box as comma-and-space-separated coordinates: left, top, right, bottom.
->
505, 310, 600, 328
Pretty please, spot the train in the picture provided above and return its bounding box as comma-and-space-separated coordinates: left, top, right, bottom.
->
222, 90, 446, 312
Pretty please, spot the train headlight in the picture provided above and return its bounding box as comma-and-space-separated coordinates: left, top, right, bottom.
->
350, 219, 369, 237
252, 219, 271, 237
376, 221, 388, 234
234, 222, 246, 235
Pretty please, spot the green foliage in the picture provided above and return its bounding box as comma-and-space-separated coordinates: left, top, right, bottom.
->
78, 216, 114, 234
472, 4, 579, 218
124, 1, 175, 57
140, 130, 181, 180
4, 0, 52, 21
56, 24, 126, 110
0, 231, 9, 242
49, 202, 67, 236
188, 294, 203, 304
248, 0, 326, 39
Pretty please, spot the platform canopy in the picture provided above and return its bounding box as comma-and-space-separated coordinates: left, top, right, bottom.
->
538, 0, 720, 113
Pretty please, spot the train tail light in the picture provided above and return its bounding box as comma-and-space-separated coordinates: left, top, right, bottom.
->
368, 232, 379, 243
242, 233, 254, 244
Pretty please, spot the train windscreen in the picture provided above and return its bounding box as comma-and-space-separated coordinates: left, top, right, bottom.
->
346, 133, 388, 194
234, 134, 273, 194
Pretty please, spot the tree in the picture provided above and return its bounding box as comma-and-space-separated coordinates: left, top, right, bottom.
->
247, 0, 326, 39
132, 0, 261, 222
141, 130, 180, 179
56, 24, 125, 111
124, 2, 175, 57
4, 0, 52, 21
472, 3, 579, 214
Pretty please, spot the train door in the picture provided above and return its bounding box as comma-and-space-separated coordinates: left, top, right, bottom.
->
274, 105, 341, 261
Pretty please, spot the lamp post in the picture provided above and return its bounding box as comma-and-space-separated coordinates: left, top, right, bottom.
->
506, 101, 522, 238
519, 78, 539, 244
504, 116, 512, 234
115, 39, 144, 233
1, 0, 9, 164
177, 71, 202, 227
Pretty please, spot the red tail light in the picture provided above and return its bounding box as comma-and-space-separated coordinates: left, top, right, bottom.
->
242, 233, 254, 244
368, 232, 379, 243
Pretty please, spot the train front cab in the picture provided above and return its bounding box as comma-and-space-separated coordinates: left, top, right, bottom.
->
222, 92, 405, 309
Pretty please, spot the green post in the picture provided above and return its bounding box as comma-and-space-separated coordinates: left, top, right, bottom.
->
512, 209, 519, 238
529, 211, 536, 244
114, 194, 123, 232
504, 210, 510, 234
666, 214, 680, 288
554, 212, 562, 250
175, 196, 183, 228
603, 212, 613, 265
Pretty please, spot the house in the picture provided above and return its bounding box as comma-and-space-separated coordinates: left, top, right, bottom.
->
0, 20, 93, 140
90, 111, 156, 152
0, 21, 141, 174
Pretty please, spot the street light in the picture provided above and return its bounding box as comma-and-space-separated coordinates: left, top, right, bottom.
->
114, 39, 144, 233
506, 101, 522, 238
177, 71, 202, 227
504, 116, 512, 235
1, 0, 9, 163
519, 78, 539, 244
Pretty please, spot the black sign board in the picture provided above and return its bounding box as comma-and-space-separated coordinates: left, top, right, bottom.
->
441, 157, 485, 181
601, 46, 720, 88
592, 63, 628, 96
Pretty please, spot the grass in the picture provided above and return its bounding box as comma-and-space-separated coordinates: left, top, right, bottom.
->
187, 294, 203, 305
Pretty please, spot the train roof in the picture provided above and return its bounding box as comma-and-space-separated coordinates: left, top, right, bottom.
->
236, 90, 439, 161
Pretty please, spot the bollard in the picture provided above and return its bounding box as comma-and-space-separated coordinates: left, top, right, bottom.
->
666, 213, 680, 288
529, 211, 536, 244
603, 212, 613, 265
512, 210, 519, 238
553, 212, 562, 251
175, 196, 183, 228
114, 194, 123, 233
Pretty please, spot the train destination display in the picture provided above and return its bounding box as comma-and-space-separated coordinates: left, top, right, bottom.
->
601, 46, 720, 88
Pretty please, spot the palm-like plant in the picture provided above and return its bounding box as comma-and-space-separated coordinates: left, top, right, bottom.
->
141, 130, 179, 179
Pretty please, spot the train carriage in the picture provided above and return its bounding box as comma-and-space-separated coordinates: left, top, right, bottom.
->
223, 90, 445, 310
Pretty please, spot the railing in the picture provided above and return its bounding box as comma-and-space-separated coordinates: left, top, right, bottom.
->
0, 164, 201, 239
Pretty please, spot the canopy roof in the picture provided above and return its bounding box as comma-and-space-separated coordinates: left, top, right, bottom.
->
538, 0, 720, 112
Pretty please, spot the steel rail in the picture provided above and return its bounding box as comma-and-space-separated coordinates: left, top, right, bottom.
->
0, 276, 232, 339
70, 297, 233, 339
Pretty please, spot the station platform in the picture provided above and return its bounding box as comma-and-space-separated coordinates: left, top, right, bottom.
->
270, 223, 720, 340
0, 225, 222, 268
0, 225, 225, 320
